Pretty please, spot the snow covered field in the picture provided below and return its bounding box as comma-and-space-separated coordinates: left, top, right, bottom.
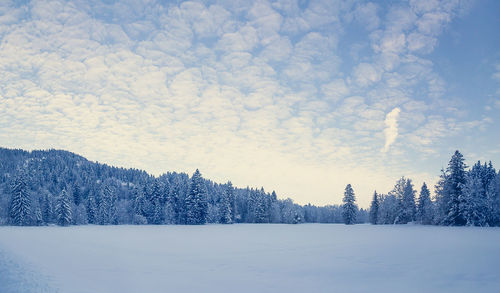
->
1, 224, 499, 293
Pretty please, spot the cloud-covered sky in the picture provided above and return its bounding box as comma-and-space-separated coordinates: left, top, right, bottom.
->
1, 0, 499, 207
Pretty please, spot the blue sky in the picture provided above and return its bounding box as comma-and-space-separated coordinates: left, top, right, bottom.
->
0, 0, 499, 207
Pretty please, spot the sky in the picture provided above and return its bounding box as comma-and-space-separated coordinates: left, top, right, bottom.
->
0, 0, 499, 208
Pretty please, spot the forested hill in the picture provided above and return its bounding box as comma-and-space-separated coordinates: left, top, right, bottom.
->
0, 147, 366, 226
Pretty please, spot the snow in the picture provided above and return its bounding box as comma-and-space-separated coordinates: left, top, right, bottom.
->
1, 224, 500, 292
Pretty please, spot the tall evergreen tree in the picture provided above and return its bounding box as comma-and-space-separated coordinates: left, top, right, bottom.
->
369, 191, 379, 224
400, 179, 416, 224
42, 192, 53, 224
73, 183, 82, 206
342, 184, 357, 225
219, 183, 233, 224
461, 172, 488, 226
254, 188, 268, 223
487, 171, 500, 226
185, 169, 208, 225
34, 206, 43, 226
9, 171, 32, 226
56, 188, 72, 226
442, 150, 468, 226
417, 182, 433, 225
86, 191, 97, 224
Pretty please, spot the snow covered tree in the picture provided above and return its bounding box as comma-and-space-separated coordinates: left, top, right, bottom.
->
254, 188, 268, 223
487, 171, 500, 226
9, 171, 32, 226
391, 177, 416, 224
133, 187, 146, 218
461, 172, 488, 226
417, 183, 433, 225
152, 199, 163, 225
369, 191, 379, 224
97, 182, 117, 225
150, 180, 164, 224
269, 191, 281, 223
86, 191, 97, 224
440, 150, 468, 226
56, 188, 72, 226
400, 178, 416, 224
72, 183, 82, 206
34, 206, 43, 226
378, 194, 398, 224
342, 184, 357, 225
219, 183, 233, 224
42, 192, 53, 224
185, 169, 208, 225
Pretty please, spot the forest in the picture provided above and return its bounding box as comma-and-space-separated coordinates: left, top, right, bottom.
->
1, 148, 499, 227
0, 147, 367, 226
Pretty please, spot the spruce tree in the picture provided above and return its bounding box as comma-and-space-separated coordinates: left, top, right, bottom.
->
400, 179, 416, 223
34, 206, 43, 226
56, 188, 72, 226
342, 184, 357, 225
254, 188, 268, 223
369, 191, 379, 224
443, 150, 468, 226
417, 182, 433, 225
73, 183, 82, 206
487, 171, 500, 226
152, 199, 163, 225
42, 192, 53, 224
185, 169, 208, 225
9, 171, 32, 226
87, 191, 97, 224
219, 183, 233, 224
462, 173, 488, 226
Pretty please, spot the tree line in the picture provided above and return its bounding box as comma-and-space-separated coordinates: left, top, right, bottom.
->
0, 148, 367, 226
2, 148, 497, 227
368, 151, 500, 227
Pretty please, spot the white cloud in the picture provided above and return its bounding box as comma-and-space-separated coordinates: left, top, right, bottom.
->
382, 107, 401, 153
353, 2, 380, 31
0, 0, 487, 209
353, 63, 381, 87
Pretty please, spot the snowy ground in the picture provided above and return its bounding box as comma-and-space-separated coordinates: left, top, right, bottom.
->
0, 224, 499, 293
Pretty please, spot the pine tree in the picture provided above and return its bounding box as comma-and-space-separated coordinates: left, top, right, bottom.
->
133, 187, 146, 218
9, 171, 32, 226
443, 150, 468, 226
73, 183, 82, 206
34, 206, 43, 226
254, 188, 268, 223
342, 184, 357, 225
369, 191, 379, 224
97, 183, 116, 225
417, 182, 433, 225
462, 172, 488, 226
400, 178, 416, 223
391, 177, 406, 224
219, 183, 233, 224
42, 192, 53, 224
56, 188, 72, 226
152, 199, 163, 225
150, 180, 163, 224
185, 169, 208, 225
269, 190, 281, 223
487, 171, 500, 226
86, 191, 97, 224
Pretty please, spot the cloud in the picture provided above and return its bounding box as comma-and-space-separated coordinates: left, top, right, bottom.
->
0, 0, 490, 208
353, 63, 381, 87
382, 107, 401, 153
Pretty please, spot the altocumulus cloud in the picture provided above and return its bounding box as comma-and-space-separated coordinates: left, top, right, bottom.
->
0, 0, 496, 207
